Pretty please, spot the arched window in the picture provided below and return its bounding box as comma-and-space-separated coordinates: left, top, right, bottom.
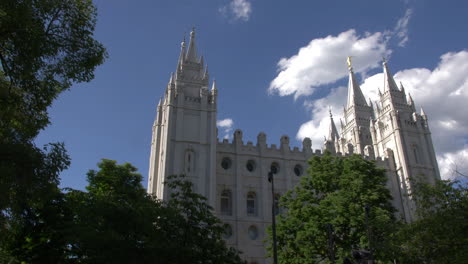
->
246, 160, 256, 172
221, 157, 232, 170
246, 192, 257, 216
270, 162, 280, 174
294, 164, 303, 176
221, 189, 232, 216
248, 225, 258, 240
223, 224, 232, 239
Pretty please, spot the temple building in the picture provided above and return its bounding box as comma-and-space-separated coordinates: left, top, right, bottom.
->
147, 29, 440, 263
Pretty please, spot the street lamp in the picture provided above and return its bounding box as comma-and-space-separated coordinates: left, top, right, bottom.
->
268, 171, 278, 264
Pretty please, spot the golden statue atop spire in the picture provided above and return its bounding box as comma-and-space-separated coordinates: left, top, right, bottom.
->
347, 56, 353, 70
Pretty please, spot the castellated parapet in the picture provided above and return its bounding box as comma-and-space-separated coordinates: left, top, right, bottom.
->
148, 30, 440, 264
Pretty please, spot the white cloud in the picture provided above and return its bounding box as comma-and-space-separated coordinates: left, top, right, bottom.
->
297, 86, 347, 147
297, 50, 468, 179
217, 118, 234, 139
393, 8, 413, 47
268, 29, 391, 99
219, 0, 252, 22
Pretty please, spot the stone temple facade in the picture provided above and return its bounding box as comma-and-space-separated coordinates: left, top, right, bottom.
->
147, 29, 440, 264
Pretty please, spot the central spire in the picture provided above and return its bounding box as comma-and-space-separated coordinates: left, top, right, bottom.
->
383, 58, 399, 92
186, 27, 198, 62
346, 58, 368, 109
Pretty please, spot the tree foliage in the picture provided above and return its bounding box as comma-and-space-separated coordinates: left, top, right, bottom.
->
398, 180, 468, 263
0, 0, 107, 140
3, 160, 246, 263
0, 0, 106, 261
269, 153, 400, 263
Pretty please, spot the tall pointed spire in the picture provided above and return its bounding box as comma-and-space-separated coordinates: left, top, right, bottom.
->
186, 27, 198, 62
177, 35, 186, 70
383, 58, 399, 92
346, 57, 368, 108
328, 109, 340, 141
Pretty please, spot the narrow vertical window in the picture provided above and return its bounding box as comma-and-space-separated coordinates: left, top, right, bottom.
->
185, 149, 195, 174
221, 190, 232, 216
413, 145, 420, 164
247, 192, 256, 216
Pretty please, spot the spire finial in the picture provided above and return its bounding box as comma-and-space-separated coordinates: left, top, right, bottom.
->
347, 56, 353, 71
382, 56, 387, 65
329, 106, 333, 118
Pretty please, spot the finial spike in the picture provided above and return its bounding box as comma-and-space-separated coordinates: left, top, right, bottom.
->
347, 56, 353, 71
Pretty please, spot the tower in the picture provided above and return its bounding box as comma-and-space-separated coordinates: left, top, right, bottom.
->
340, 57, 374, 155
148, 28, 218, 206
370, 59, 440, 221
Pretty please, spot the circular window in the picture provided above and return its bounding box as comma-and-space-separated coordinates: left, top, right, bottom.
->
246, 160, 256, 172
223, 224, 233, 239
294, 164, 303, 176
270, 162, 280, 174
221, 157, 232, 170
248, 225, 258, 240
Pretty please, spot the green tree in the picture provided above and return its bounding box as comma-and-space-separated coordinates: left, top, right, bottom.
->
398, 179, 468, 263
64, 159, 170, 263
64, 160, 245, 264
269, 153, 400, 263
0, 0, 106, 261
0, 0, 107, 140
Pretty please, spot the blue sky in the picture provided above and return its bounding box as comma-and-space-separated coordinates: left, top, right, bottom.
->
36, 0, 468, 190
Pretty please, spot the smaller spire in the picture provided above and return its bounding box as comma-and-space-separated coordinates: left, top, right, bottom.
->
383, 59, 399, 92
169, 72, 174, 84
420, 107, 426, 116
399, 81, 405, 92
340, 118, 344, 129
186, 27, 198, 62
177, 35, 186, 70
328, 109, 340, 142
211, 79, 217, 91
199, 55, 204, 66
408, 93, 414, 105
204, 64, 209, 80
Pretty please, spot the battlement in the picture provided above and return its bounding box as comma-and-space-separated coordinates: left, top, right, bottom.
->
216, 129, 391, 167
217, 129, 316, 158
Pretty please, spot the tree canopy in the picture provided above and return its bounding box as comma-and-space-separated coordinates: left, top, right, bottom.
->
0, 0, 107, 140
269, 153, 400, 263
398, 179, 468, 263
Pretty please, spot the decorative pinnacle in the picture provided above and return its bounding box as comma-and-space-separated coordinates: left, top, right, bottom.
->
382, 56, 387, 65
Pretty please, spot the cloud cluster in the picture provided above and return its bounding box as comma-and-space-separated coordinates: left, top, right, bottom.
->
219, 0, 252, 22
268, 29, 391, 99
217, 118, 234, 139
393, 8, 413, 47
297, 51, 468, 179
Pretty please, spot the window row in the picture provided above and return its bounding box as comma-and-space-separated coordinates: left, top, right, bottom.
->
220, 190, 281, 216
223, 224, 260, 241
221, 157, 304, 176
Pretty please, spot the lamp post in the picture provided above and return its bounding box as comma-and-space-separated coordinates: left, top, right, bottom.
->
268, 171, 278, 264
